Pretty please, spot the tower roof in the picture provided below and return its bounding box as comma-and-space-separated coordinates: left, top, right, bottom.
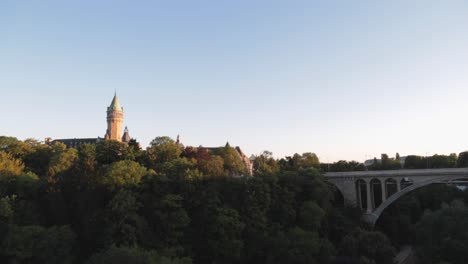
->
108, 94, 123, 111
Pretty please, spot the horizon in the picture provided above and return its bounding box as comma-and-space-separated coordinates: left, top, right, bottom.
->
5, 92, 467, 163
3, 1, 468, 162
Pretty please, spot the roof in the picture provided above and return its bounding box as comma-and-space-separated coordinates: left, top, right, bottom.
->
108, 94, 123, 112
50, 138, 101, 148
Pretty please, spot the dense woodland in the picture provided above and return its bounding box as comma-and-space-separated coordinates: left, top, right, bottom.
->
0, 136, 466, 264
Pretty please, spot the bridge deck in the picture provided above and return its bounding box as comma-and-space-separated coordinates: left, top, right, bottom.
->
325, 167, 468, 178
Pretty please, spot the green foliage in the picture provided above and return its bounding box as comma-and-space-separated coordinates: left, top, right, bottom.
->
367, 153, 401, 170
298, 201, 325, 231
377, 184, 468, 263
159, 158, 199, 180
197, 155, 225, 177
96, 140, 130, 165
338, 228, 395, 264
101, 160, 152, 188
403, 155, 424, 169
85, 246, 192, 264
206, 207, 245, 263
280, 152, 320, 171
150, 137, 175, 146
253, 151, 280, 177
146, 137, 183, 169
77, 144, 98, 174
1, 225, 76, 264
0, 195, 16, 225
457, 151, 468, 167
266, 227, 329, 264
23, 144, 52, 177
404, 154, 457, 169
414, 200, 468, 264
149, 194, 190, 252
0, 173, 41, 201
48, 146, 78, 180
215, 145, 247, 176
0, 151, 25, 176
323, 160, 366, 172
105, 189, 144, 247
0, 136, 33, 159
432, 153, 457, 168
0, 135, 403, 264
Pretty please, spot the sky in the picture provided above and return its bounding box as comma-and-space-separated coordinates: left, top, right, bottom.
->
2, 0, 468, 162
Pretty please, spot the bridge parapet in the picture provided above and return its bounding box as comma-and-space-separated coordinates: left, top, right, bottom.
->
325, 167, 468, 179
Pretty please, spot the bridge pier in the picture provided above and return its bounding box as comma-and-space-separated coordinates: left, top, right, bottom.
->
361, 213, 378, 226
366, 180, 372, 214
381, 180, 386, 204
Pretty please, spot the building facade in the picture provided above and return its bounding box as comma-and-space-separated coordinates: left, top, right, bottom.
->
47, 94, 131, 148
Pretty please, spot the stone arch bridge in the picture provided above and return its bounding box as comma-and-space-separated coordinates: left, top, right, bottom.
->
325, 168, 468, 225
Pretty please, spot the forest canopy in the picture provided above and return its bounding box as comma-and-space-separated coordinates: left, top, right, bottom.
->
4, 135, 460, 264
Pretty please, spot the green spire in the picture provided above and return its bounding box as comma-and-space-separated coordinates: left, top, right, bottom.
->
109, 93, 123, 112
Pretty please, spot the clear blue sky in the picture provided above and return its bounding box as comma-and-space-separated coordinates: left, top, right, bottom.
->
2, 0, 468, 162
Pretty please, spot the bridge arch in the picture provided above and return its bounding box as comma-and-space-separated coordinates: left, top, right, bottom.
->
370, 178, 383, 209
355, 179, 367, 210
384, 178, 398, 199
400, 177, 414, 190
363, 175, 468, 225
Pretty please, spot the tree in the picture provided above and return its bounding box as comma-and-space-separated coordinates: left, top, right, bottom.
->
23, 143, 52, 177
415, 200, 468, 264
0, 151, 24, 176
48, 146, 78, 178
0, 136, 33, 160
205, 207, 245, 264
85, 246, 192, 264
253, 151, 279, 177
215, 145, 247, 176
404, 155, 424, 169
327, 160, 366, 172
298, 153, 320, 169
148, 194, 190, 253
150, 137, 176, 147
280, 153, 320, 171
198, 155, 225, 177
266, 227, 323, 264
457, 151, 468, 167
431, 154, 457, 168
0, 195, 15, 241
105, 189, 145, 247
146, 137, 182, 170
381, 154, 389, 166
1, 225, 77, 264
100, 160, 152, 188
298, 201, 325, 231
159, 158, 199, 180
338, 229, 395, 264
74, 144, 98, 184
96, 140, 130, 165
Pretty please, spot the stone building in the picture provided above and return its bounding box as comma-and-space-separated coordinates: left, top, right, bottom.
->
47, 93, 131, 148
104, 94, 129, 142
46, 94, 253, 176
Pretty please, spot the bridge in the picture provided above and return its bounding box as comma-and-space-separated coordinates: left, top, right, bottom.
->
325, 168, 468, 225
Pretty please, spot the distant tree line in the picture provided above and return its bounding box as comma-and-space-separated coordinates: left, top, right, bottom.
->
322, 151, 468, 172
